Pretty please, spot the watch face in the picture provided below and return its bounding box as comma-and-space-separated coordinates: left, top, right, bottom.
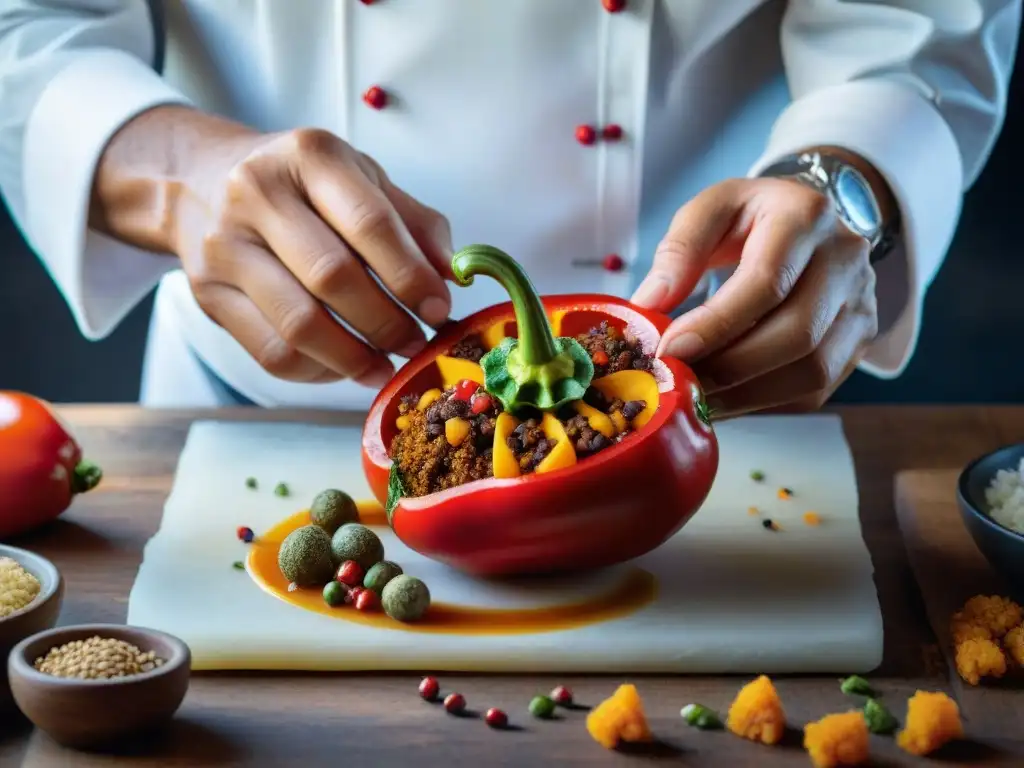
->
835, 166, 880, 234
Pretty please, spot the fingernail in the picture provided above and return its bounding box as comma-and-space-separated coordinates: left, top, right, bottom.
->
663, 331, 705, 362
355, 364, 394, 389
398, 338, 427, 358
419, 296, 451, 328
631, 273, 670, 307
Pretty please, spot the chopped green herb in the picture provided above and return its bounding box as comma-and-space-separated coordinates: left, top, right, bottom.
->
840, 675, 875, 697
245, 477, 258, 490
863, 698, 897, 735
680, 703, 722, 729
750, 470, 765, 482
232, 561, 245, 570
274, 482, 290, 497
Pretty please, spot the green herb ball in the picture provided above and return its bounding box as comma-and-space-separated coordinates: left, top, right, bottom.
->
381, 575, 431, 622
277, 525, 335, 587
322, 581, 348, 608
364, 561, 403, 594
310, 489, 359, 534
330, 523, 384, 570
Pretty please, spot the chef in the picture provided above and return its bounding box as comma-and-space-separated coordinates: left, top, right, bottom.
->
0, 1, 1017, 416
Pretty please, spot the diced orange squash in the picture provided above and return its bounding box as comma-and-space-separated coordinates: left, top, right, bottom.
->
586, 684, 653, 749
435, 355, 485, 389
592, 370, 659, 429
492, 413, 521, 479
535, 413, 577, 474
395, 415, 412, 431
416, 388, 442, 410
444, 417, 471, 447
572, 401, 616, 438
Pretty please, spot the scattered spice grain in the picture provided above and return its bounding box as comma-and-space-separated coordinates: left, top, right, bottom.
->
0, 556, 41, 618
777, 487, 793, 500
34, 635, 165, 680
803, 511, 822, 526
232, 561, 245, 571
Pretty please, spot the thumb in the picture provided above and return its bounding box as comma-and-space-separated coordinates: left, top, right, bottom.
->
631, 180, 744, 311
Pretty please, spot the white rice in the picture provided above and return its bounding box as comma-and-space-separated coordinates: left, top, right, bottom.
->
984, 459, 1024, 534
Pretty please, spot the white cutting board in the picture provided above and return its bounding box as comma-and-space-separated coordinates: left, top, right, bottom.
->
127, 414, 882, 673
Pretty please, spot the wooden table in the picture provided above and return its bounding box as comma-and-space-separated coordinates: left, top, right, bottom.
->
3, 405, 1023, 766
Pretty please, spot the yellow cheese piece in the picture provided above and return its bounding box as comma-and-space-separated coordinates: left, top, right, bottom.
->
592, 370, 660, 429
492, 413, 522, 479
416, 388, 442, 410
435, 355, 485, 389
445, 417, 471, 447
572, 401, 616, 439
535, 413, 577, 474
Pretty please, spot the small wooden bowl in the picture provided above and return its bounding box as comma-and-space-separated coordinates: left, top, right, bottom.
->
8, 624, 191, 750
0, 545, 64, 712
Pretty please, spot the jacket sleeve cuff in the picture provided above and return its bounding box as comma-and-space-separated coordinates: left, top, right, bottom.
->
22, 49, 193, 341
748, 78, 964, 379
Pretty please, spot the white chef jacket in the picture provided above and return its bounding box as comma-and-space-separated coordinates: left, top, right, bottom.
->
0, 0, 1018, 408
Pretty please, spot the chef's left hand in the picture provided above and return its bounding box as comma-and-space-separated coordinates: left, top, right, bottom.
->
632, 177, 879, 419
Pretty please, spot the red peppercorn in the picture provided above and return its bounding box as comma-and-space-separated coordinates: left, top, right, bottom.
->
362, 85, 388, 110
551, 685, 574, 706
485, 707, 508, 728
345, 586, 366, 605
444, 692, 466, 714
601, 123, 623, 141
575, 124, 597, 146
470, 393, 493, 414
453, 379, 478, 401
419, 676, 440, 701
236, 526, 254, 543
355, 588, 379, 612
336, 560, 365, 587
602, 253, 625, 272
602, 0, 627, 12
592, 350, 609, 366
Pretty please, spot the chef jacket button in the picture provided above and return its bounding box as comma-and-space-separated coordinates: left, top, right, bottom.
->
601, 124, 623, 141
602, 0, 626, 12
362, 86, 388, 110
603, 254, 625, 272
575, 124, 597, 146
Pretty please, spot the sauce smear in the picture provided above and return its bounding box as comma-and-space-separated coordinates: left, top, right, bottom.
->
247, 501, 657, 635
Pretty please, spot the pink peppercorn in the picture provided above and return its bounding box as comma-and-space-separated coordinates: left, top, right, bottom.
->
453, 379, 478, 401
336, 560, 365, 587
236, 526, 254, 543
355, 589, 379, 612
485, 707, 508, 728
345, 586, 366, 605
551, 685, 574, 706
470, 393, 493, 414
444, 693, 466, 714
419, 676, 440, 701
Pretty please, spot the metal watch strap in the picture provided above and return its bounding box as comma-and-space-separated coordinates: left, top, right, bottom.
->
759, 152, 899, 265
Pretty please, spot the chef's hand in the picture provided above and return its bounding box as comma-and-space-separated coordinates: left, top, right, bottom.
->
631, 176, 880, 418
94, 106, 453, 386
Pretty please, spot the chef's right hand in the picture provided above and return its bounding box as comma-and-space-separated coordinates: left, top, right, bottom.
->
169, 121, 454, 386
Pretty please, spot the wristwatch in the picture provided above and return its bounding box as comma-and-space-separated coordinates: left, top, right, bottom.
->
758, 151, 900, 265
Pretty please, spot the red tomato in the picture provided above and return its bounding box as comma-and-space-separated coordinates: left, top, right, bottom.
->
0, 392, 101, 539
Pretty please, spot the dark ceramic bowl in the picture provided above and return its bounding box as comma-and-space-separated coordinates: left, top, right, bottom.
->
0, 545, 63, 712
8, 623, 191, 750
957, 443, 1024, 599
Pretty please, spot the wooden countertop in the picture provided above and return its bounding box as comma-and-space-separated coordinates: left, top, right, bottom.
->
3, 405, 1024, 766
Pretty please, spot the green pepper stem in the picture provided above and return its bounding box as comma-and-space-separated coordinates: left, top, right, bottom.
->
71, 460, 102, 494
451, 245, 559, 365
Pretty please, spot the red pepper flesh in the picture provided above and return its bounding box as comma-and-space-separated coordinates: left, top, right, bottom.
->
362, 295, 718, 576
0, 391, 102, 539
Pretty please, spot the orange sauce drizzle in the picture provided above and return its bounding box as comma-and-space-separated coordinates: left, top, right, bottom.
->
247, 501, 657, 635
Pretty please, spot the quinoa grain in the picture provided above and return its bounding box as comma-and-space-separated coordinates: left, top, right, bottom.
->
0, 556, 41, 618
33, 636, 166, 680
